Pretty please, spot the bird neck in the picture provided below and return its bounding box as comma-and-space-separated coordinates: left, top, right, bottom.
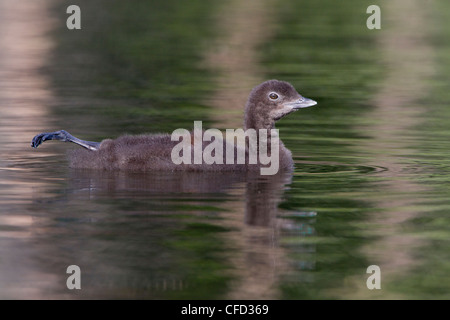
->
244, 102, 275, 132
243, 105, 281, 157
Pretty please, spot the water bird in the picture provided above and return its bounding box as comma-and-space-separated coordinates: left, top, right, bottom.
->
31, 80, 317, 173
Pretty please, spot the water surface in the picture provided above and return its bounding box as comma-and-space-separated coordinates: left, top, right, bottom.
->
1, 0, 450, 299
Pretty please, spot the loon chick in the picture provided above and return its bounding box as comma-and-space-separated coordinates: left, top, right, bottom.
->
31, 80, 317, 172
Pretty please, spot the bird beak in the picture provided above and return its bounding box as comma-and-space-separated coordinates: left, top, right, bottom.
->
287, 97, 317, 110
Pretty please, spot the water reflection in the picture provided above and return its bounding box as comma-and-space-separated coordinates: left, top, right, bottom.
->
0, 0, 59, 299
346, 0, 435, 298
2, 0, 450, 300
0, 0, 315, 299
204, 0, 276, 129
25, 169, 303, 299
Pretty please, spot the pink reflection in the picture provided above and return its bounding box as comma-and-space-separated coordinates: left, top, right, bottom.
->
203, 0, 276, 129
0, 0, 56, 140
0, 0, 58, 299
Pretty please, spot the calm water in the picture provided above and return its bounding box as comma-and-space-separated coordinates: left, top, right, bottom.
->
1, 0, 450, 299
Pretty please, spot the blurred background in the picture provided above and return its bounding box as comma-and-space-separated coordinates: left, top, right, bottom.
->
0, 0, 450, 299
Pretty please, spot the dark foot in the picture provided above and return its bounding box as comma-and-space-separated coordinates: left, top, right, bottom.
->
31, 130, 68, 148
31, 133, 46, 148
31, 130, 100, 151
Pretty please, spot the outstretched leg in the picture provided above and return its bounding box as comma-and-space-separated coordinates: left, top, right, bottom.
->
31, 130, 101, 151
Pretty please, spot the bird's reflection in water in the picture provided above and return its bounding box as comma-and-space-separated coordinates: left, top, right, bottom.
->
41, 169, 316, 299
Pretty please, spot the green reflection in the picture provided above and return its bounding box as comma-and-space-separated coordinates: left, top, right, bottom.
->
23, 0, 450, 300
49, 0, 216, 137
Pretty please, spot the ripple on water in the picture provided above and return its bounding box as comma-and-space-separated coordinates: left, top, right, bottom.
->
294, 160, 388, 175
0, 154, 66, 172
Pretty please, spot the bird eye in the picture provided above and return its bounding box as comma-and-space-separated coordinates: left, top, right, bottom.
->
269, 93, 279, 100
